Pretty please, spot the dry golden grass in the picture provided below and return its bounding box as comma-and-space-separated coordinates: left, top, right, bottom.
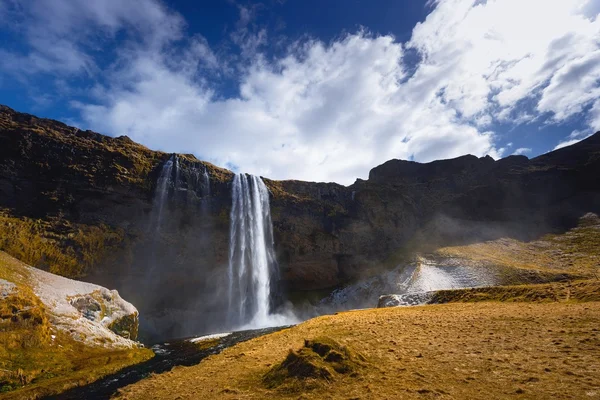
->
436, 213, 600, 278
0, 210, 125, 278
116, 301, 600, 400
430, 279, 600, 304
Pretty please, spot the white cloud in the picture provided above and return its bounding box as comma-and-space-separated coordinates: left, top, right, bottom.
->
409, 0, 600, 124
589, 100, 600, 131
0, 0, 184, 77
512, 147, 532, 155
569, 129, 592, 139
231, 4, 268, 61
538, 50, 600, 121
74, 32, 502, 184
2, 0, 600, 184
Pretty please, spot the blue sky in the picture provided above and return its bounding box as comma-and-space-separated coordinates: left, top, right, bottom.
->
0, 0, 599, 184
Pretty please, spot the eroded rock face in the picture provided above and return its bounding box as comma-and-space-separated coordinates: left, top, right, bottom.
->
69, 290, 139, 340
1, 104, 600, 339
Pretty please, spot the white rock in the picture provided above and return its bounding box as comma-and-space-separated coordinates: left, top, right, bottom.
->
189, 332, 231, 343
0, 278, 16, 299
26, 265, 140, 348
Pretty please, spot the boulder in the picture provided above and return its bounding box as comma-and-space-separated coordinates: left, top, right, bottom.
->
25, 257, 141, 346
377, 292, 433, 308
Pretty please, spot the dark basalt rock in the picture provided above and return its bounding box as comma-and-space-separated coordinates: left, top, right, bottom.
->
1, 103, 599, 339
368, 154, 496, 184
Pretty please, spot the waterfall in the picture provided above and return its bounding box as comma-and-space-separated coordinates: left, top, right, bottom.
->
203, 170, 211, 197
174, 156, 181, 191
202, 168, 211, 216
227, 173, 278, 327
153, 156, 174, 230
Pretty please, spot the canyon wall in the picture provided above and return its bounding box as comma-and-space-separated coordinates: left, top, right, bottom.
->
1, 104, 599, 339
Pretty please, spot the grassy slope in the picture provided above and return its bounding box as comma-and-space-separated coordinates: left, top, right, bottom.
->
0, 252, 153, 400
430, 279, 600, 304
115, 301, 600, 400
0, 211, 126, 278
435, 213, 600, 279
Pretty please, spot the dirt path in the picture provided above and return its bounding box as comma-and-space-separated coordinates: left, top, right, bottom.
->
115, 301, 600, 399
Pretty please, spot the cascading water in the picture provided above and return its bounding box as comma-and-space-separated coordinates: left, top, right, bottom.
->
174, 156, 181, 191
199, 168, 211, 217
153, 156, 175, 230
227, 173, 279, 328
203, 170, 210, 196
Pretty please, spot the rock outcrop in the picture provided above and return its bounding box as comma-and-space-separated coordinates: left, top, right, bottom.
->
377, 293, 434, 308
0, 251, 140, 346
0, 251, 153, 398
1, 104, 599, 339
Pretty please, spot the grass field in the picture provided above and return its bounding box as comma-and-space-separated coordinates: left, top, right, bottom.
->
115, 299, 600, 399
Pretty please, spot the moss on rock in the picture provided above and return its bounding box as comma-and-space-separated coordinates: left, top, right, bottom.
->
107, 312, 139, 341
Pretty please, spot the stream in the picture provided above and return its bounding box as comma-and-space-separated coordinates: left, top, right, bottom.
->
44, 326, 288, 400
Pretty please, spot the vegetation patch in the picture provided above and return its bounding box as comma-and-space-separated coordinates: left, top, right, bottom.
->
263, 336, 365, 392
436, 213, 600, 278
0, 331, 153, 399
0, 210, 125, 278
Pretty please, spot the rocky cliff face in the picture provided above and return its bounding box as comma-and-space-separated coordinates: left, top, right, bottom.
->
1, 104, 599, 340
272, 140, 600, 291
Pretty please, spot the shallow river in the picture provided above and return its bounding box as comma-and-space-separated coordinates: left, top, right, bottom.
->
44, 326, 287, 400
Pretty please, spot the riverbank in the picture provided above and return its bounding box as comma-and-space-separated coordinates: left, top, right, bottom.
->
44, 327, 287, 400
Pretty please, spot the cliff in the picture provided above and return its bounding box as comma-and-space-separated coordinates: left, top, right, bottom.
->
1, 104, 599, 340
